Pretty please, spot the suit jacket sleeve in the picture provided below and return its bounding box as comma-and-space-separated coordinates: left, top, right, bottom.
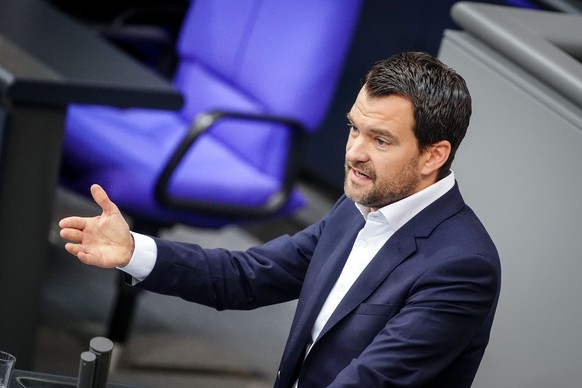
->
133, 198, 344, 310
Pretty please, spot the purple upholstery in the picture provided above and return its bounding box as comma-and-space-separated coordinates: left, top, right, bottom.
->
63, 0, 362, 228
504, 0, 541, 8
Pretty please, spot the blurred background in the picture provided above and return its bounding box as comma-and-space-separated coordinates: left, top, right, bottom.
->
1, 0, 581, 387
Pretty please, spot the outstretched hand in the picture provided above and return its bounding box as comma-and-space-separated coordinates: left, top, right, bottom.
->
59, 184, 134, 268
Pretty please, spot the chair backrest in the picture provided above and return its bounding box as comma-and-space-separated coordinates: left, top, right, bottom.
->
171, 0, 361, 175
176, 0, 361, 129
164, 0, 361, 183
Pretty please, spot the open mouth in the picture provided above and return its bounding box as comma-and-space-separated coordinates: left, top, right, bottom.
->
353, 169, 370, 179
348, 164, 374, 183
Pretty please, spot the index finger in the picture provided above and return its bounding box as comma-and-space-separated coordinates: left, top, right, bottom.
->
59, 216, 88, 230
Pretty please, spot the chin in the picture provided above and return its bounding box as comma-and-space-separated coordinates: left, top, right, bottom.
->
345, 186, 367, 205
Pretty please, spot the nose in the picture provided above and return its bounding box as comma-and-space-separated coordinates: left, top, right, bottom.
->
346, 135, 368, 163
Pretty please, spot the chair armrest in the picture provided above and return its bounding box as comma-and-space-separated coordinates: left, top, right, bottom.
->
154, 111, 307, 218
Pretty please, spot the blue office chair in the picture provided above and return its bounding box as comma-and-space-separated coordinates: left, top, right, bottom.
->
62, 0, 362, 347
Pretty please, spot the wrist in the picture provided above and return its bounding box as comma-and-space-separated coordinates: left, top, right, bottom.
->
118, 232, 157, 282
125, 232, 135, 266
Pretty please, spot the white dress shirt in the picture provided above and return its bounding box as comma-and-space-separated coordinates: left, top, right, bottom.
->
122, 232, 157, 282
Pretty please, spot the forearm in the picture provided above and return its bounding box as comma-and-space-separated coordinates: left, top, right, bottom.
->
135, 231, 318, 310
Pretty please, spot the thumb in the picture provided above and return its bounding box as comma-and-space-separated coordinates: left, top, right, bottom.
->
90, 184, 119, 215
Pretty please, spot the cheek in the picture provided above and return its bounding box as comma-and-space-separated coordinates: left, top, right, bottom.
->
372, 156, 395, 174
373, 154, 411, 182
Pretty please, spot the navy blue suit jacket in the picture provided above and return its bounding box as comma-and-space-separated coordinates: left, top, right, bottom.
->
137, 183, 501, 387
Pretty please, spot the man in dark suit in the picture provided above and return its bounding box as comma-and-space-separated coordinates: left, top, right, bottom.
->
60, 52, 501, 387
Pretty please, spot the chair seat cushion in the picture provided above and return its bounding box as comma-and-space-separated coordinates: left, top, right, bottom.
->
63, 104, 304, 227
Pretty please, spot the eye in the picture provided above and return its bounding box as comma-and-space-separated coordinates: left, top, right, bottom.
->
376, 137, 389, 147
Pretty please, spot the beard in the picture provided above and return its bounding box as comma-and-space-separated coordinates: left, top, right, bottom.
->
344, 156, 422, 210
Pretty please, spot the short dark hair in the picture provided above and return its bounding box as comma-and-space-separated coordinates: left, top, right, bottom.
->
364, 52, 472, 180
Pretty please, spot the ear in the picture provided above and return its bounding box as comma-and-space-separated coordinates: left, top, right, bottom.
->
420, 140, 451, 176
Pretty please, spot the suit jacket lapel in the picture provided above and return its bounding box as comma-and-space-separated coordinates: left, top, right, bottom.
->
317, 223, 417, 340
291, 209, 363, 344
278, 197, 364, 381
316, 183, 466, 341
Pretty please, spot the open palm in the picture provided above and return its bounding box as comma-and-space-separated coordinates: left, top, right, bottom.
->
59, 184, 134, 268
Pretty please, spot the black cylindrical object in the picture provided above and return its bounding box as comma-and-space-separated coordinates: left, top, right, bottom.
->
77, 351, 96, 388
89, 337, 114, 388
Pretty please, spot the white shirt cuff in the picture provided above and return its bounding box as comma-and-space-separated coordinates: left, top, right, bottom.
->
117, 231, 157, 283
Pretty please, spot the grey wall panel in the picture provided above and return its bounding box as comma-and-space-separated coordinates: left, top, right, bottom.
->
439, 25, 582, 388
